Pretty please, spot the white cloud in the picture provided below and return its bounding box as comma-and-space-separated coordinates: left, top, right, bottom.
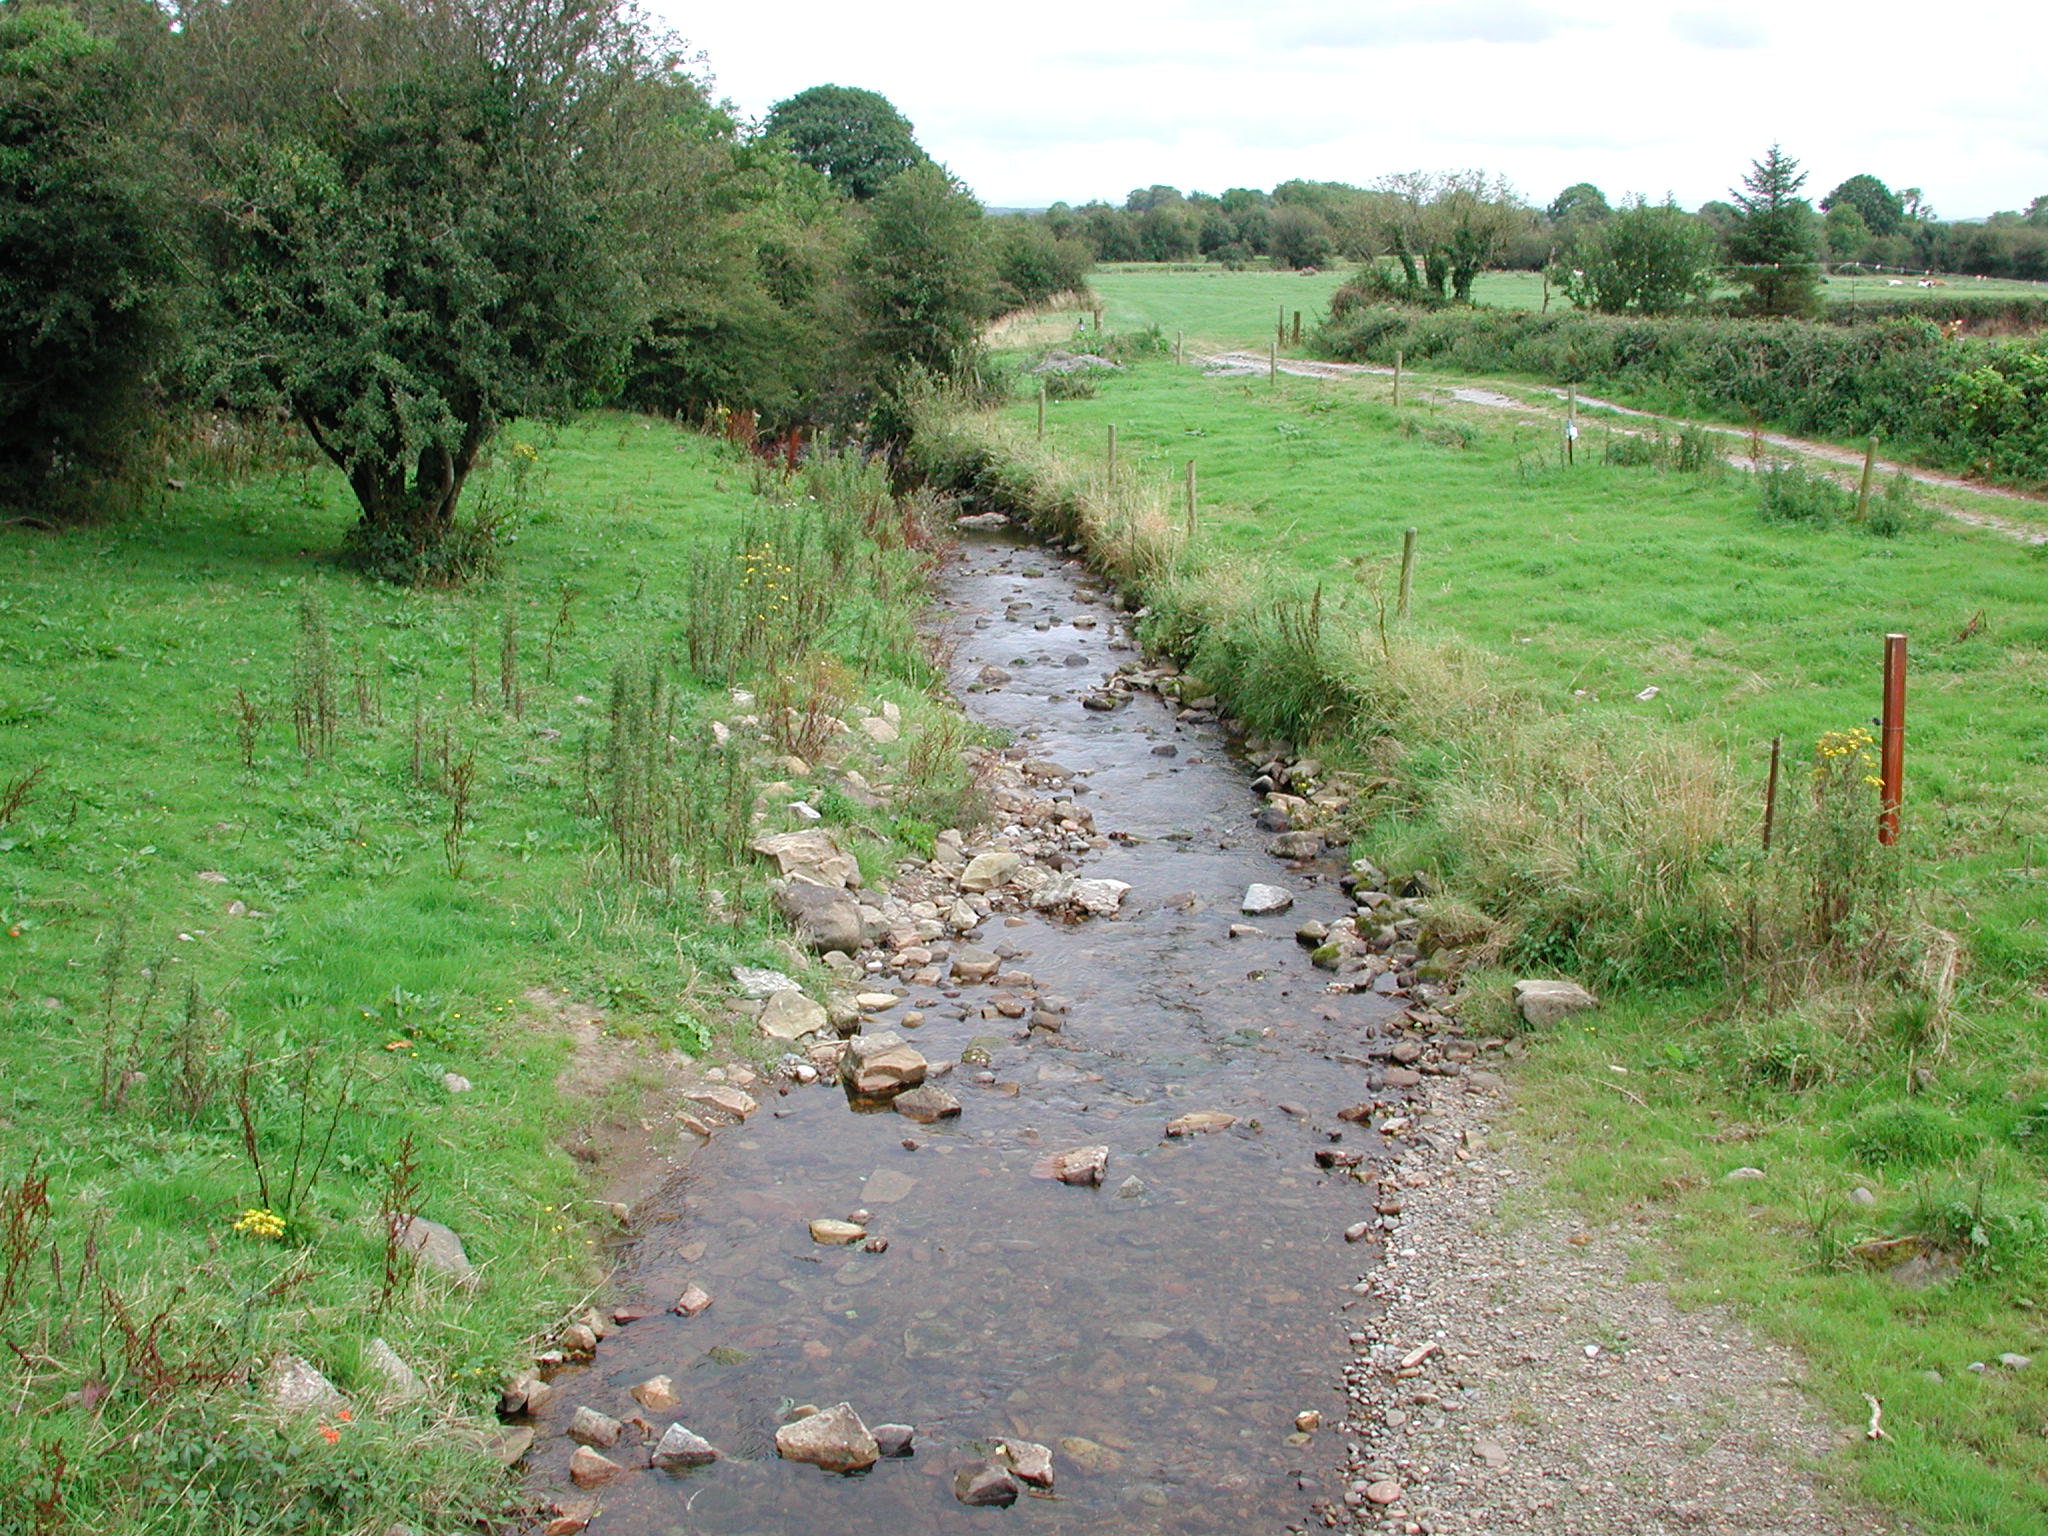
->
670, 0, 2048, 217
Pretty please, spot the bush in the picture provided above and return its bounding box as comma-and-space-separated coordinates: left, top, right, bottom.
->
1847, 1103, 1971, 1167
1313, 301, 2048, 486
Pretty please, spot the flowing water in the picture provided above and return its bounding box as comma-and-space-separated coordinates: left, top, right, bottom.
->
525, 531, 1408, 1533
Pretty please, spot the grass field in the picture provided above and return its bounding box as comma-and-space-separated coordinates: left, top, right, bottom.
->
976, 329, 2048, 1534
0, 417, 959, 1529
1084, 263, 2048, 349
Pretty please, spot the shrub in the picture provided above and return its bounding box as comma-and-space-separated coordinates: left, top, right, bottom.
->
1847, 1103, 1970, 1167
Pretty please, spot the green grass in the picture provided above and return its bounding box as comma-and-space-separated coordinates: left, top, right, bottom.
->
1088, 262, 2048, 342
0, 415, 961, 1531
968, 337, 2048, 1535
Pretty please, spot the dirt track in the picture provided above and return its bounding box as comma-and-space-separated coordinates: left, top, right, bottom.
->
1199, 350, 2048, 546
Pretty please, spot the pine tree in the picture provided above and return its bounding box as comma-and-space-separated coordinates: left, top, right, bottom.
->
1725, 144, 1822, 317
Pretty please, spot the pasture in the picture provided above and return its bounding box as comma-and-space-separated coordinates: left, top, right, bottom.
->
986, 316, 2048, 1534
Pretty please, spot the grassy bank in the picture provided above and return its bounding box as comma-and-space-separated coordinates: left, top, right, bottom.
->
911, 347, 2048, 1533
0, 416, 968, 1531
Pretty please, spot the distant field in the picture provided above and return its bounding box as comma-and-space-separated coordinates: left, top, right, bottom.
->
1087, 262, 2048, 336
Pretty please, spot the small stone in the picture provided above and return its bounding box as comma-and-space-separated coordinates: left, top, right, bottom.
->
1344, 1221, 1374, 1244
874, 1423, 917, 1457
687, 1085, 758, 1122
809, 1218, 868, 1245
501, 1372, 552, 1416
1850, 1187, 1877, 1208
364, 1337, 424, 1402
1242, 883, 1295, 916
492, 1425, 536, 1466
1047, 1145, 1109, 1185
1294, 1410, 1321, 1432
544, 1502, 595, 1535
441, 1072, 472, 1093
671, 1283, 714, 1317
388, 1213, 475, 1286
775, 1402, 879, 1472
1725, 1166, 1767, 1181
1116, 1175, 1148, 1199
955, 1461, 1021, 1506
567, 1407, 623, 1448
1166, 1111, 1237, 1137
1999, 1353, 2033, 1370
864, 1168, 917, 1204
1002, 1438, 1055, 1488
959, 852, 1022, 893
1364, 1479, 1402, 1506
631, 1375, 681, 1411
650, 1422, 719, 1469
1269, 831, 1324, 860
567, 1446, 621, 1487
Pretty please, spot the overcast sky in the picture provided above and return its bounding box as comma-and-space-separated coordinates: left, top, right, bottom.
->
672, 0, 2046, 219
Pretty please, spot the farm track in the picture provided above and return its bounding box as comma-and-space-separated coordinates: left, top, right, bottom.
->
1199, 351, 2048, 545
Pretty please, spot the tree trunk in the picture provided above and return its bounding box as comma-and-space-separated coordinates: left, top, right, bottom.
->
327, 427, 484, 581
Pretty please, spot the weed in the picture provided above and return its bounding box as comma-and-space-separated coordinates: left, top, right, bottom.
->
0, 762, 45, 827
443, 745, 476, 880
290, 591, 338, 763
376, 1131, 422, 1313
228, 687, 265, 770
498, 592, 523, 719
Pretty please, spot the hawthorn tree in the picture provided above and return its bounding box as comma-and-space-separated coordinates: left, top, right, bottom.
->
178, 0, 679, 579
850, 160, 991, 421
1561, 196, 1716, 314
1725, 144, 1822, 317
0, 0, 179, 512
761, 84, 926, 201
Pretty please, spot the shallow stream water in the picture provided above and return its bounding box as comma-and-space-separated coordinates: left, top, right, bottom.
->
525, 531, 1408, 1534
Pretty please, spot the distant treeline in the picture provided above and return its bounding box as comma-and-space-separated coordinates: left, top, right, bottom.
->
1024, 175, 2048, 285
1317, 302, 2048, 485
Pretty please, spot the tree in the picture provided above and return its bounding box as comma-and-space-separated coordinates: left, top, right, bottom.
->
988, 217, 1092, 310
1820, 173, 1903, 237
1560, 196, 1716, 314
0, 0, 179, 511
1724, 144, 1821, 317
1369, 171, 1526, 304
850, 161, 991, 405
761, 84, 925, 202
2024, 195, 2048, 228
1267, 204, 1334, 269
179, 0, 678, 580
1547, 182, 1611, 225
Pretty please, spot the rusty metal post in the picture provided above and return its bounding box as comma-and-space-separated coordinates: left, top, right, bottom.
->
1762, 734, 1782, 851
1879, 633, 1907, 846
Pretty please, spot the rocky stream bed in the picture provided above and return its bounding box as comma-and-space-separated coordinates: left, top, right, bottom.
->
510, 525, 1548, 1535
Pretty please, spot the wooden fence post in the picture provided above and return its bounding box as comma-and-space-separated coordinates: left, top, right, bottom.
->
1036, 381, 1046, 440
1856, 434, 1880, 520
1392, 349, 1403, 409
1879, 633, 1907, 846
1292, 311, 1302, 345
1106, 423, 1117, 480
1762, 735, 1782, 851
1185, 460, 1198, 535
1398, 527, 1418, 619
1268, 341, 1277, 384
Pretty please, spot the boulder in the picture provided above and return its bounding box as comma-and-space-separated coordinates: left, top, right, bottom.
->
1269, 831, 1324, 860
567, 1447, 621, 1488
759, 989, 828, 1042
751, 829, 861, 888
775, 880, 866, 955
686, 1085, 758, 1123
774, 1403, 879, 1473
958, 851, 1022, 892
631, 1376, 681, 1411
566, 1407, 622, 1448
730, 965, 802, 999
840, 1032, 928, 1098
1002, 1439, 1054, 1489
1030, 876, 1131, 918
364, 1337, 425, 1403
954, 1461, 1020, 1506
264, 1354, 343, 1413
1241, 884, 1294, 916
950, 948, 1000, 983
650, 1422, 719, 1469
893, 1084, 963, 1123
389, 1213, 476, 1286
1512, 978, 1597, 1027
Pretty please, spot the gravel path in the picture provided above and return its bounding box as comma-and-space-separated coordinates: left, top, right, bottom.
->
1332, 1067, 1900, 1536
1200, 350, 2048, 545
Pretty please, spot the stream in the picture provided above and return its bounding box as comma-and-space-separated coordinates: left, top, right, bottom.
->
522, 528, 1413, 1534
